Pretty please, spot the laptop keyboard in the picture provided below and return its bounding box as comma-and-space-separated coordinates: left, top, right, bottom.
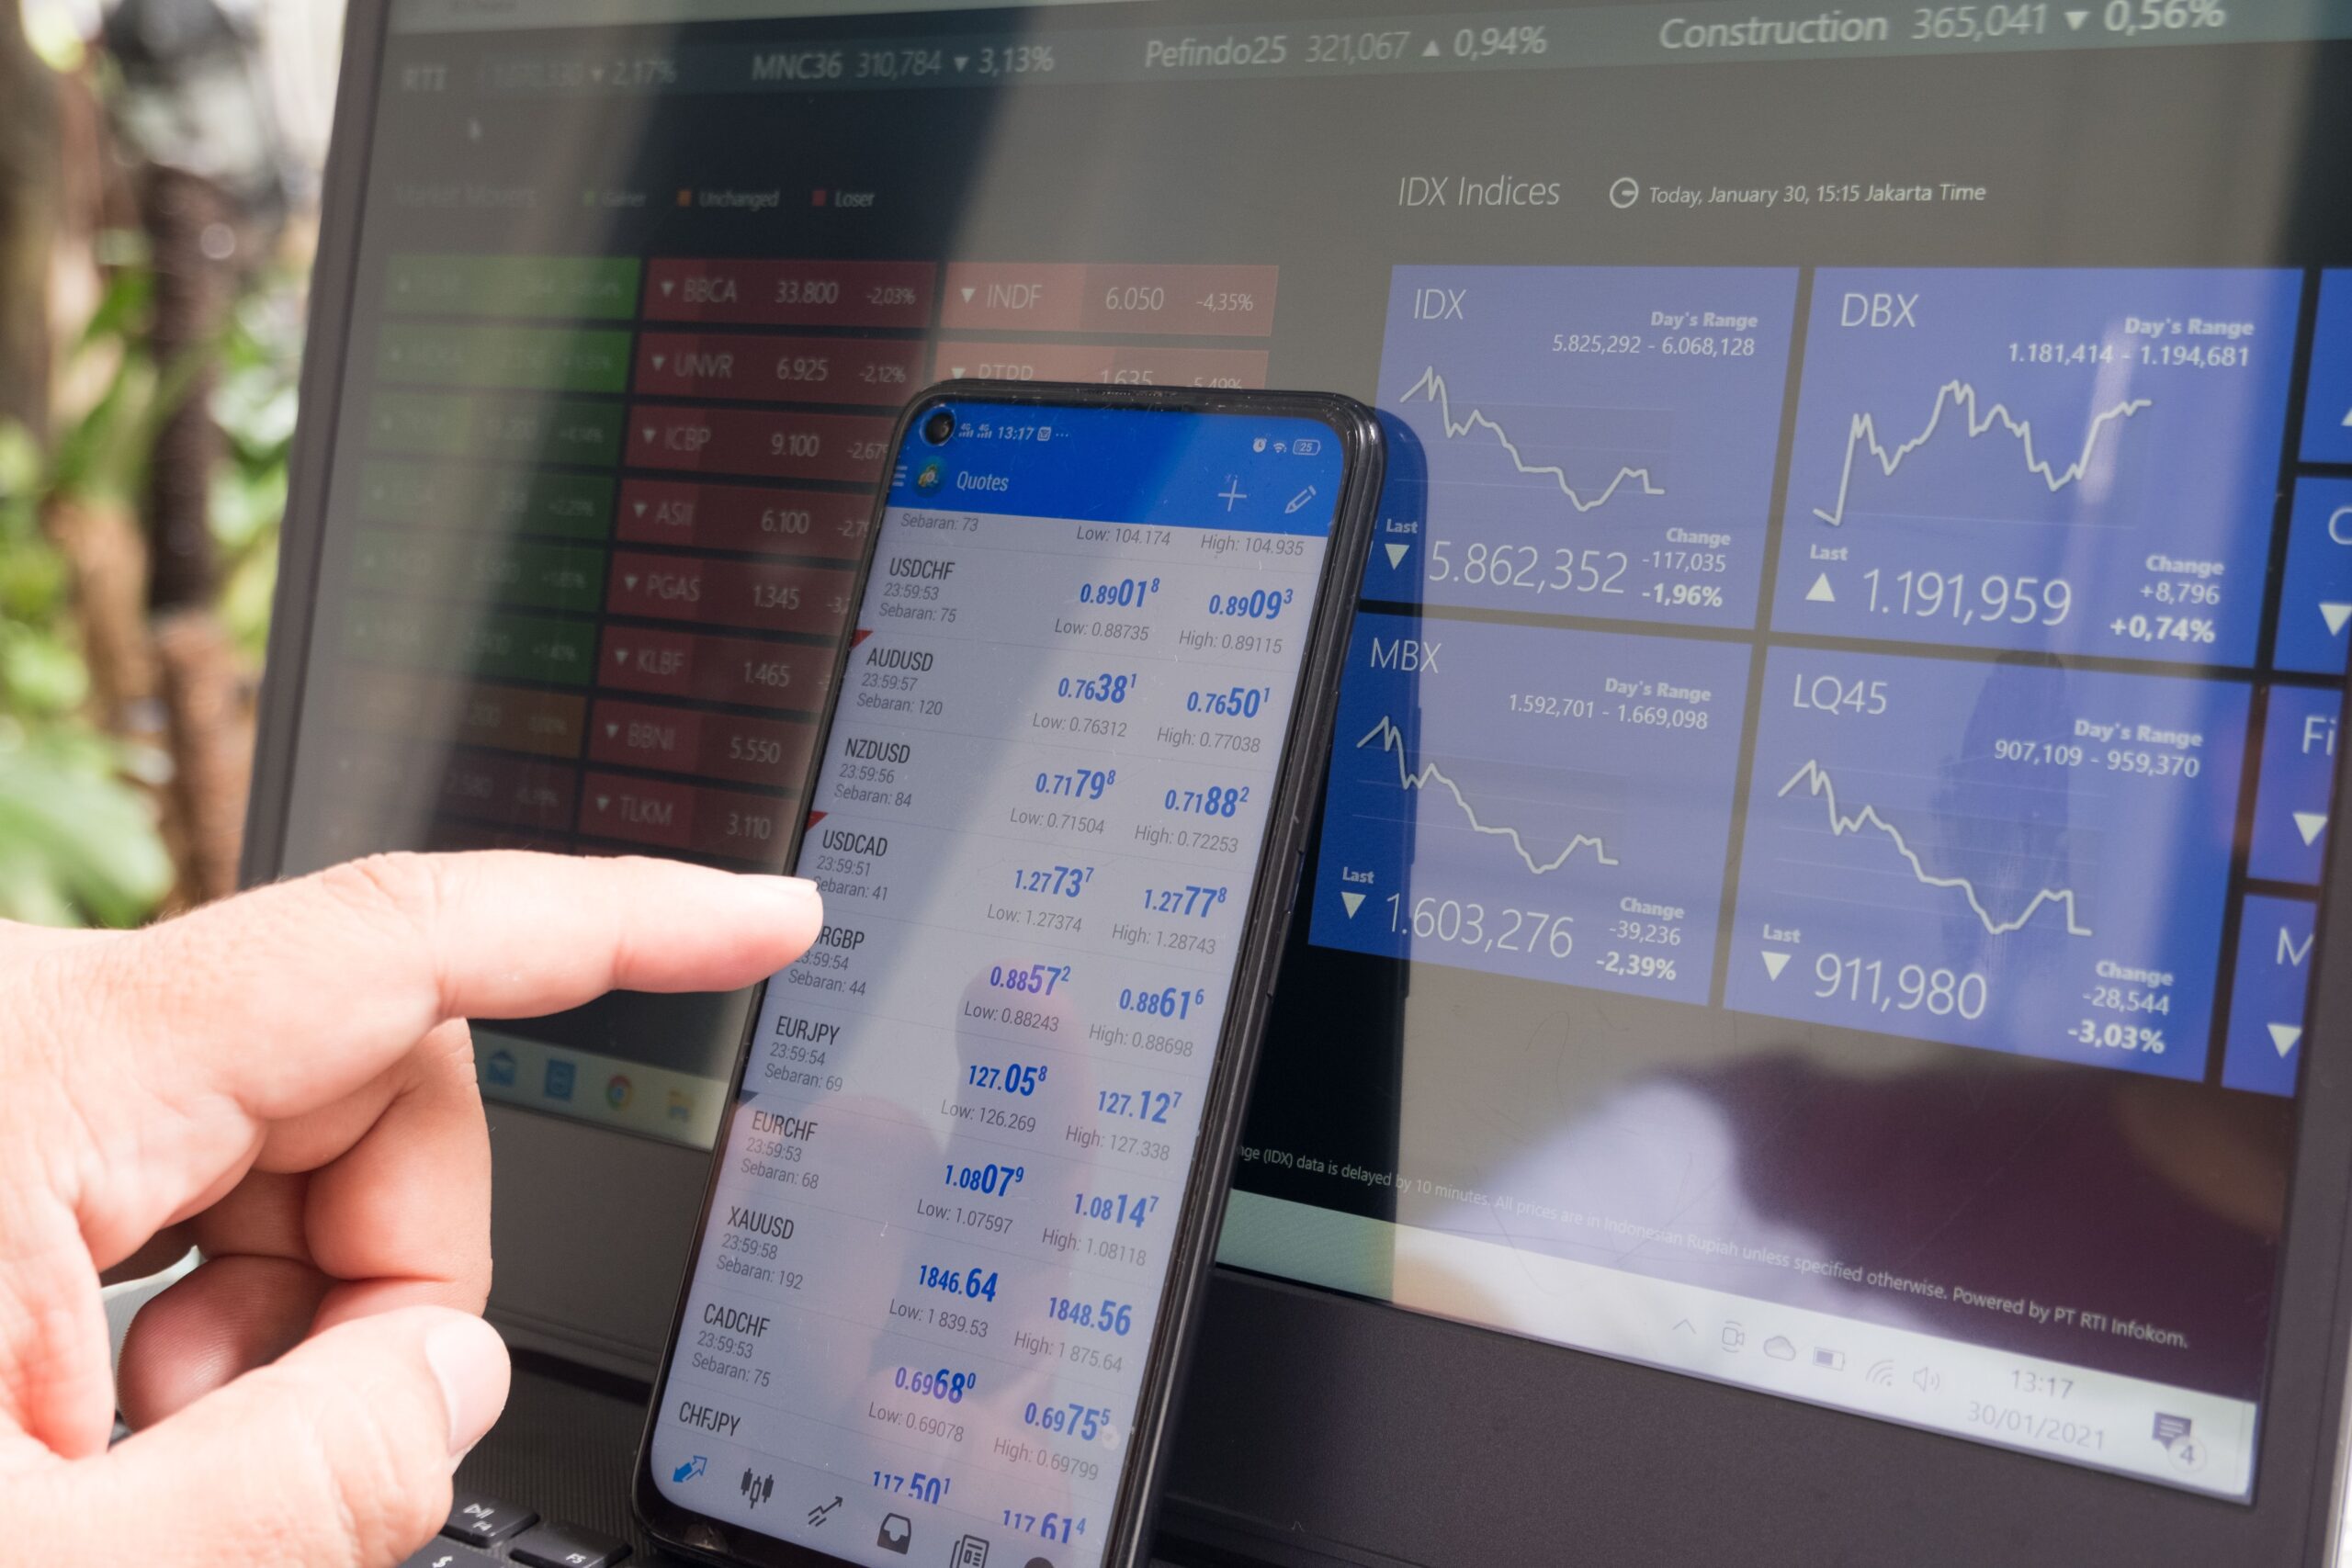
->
401, 1489, 630, 1568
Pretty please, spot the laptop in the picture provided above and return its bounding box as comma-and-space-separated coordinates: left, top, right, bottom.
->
245, 1, 2352, 1562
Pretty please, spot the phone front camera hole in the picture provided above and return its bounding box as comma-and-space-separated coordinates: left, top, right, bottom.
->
922, 409, 956, 446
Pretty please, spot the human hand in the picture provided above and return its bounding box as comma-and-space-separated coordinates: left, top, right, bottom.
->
0, 852, 822, 1566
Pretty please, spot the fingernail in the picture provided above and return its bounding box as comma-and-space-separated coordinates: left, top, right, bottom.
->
744, 874, 822, 912
425, 1314, 509, 1459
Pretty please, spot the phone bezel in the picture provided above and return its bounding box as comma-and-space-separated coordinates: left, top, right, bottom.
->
630, 380, 1386, 1568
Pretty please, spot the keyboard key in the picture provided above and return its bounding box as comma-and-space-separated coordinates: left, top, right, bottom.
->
401, 1543, 500, 1568
442, 1490, 538, 1546
509, 1520, 631, 1568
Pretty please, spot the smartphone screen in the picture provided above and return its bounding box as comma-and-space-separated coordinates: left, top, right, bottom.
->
640, 390, 1372, 1568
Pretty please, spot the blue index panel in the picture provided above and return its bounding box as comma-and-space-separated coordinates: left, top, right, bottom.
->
2249, 684, 2343, 885
1307, 613, 1750, 1004
2273, 477, 2352, 675
1372, 266, 1798, 627
2301, 271, 2352, 464
887, 400, 1347, 536
2222, 896, 2319, 1098
1726, 649, 2249, 1080
1774, 268, 2299, 664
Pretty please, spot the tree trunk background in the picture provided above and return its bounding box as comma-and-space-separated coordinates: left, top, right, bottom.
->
0, 0, 59, 439
153, 608, 248, 904
141, 164, 232, 615
139, 164, 249, 906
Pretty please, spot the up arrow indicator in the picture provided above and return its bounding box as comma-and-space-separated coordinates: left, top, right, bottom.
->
1385, 542, 1411, 570
1422, 37, 1441, 56
2270, 1023, 2304, 1057
2324, 602, 2352, 637
2065, 7, 2088, 26
2296, 811, 2330, 846
2341, 404, 2351, 427
1339, 891, 1366, 919
1761, 951, 1792, 981
1806, 572, 1836, 604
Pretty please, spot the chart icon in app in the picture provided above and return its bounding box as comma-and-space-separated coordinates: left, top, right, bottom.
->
1775, 268, 2298, 663
1374, 266, 1796, 627
1310, 614, 1750, 1003
1727, 649, 2247, 1077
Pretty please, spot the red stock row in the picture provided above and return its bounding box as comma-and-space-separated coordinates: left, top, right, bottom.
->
334, 672, 819, 865
341, 669, 820, 781
331, 738, 799, 864
632, 334, 1271, 401
621, 351, 1283, 480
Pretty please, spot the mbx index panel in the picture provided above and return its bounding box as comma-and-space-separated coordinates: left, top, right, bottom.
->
274, 0, 2352, 1523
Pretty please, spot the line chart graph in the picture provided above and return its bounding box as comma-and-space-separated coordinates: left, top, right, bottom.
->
1775, 759, 2092, 937
1396, 367, 1665, 513
1356, 714, 1621, 875
1377, 265, 1796, 628
1776, 267, 2298, 664
1727, 648, 2245, 1081
1810, 380, 2154, 528
1311, 613, 1748, 1005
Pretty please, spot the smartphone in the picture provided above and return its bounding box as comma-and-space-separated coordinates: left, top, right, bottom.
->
634, 382, 1383, 1568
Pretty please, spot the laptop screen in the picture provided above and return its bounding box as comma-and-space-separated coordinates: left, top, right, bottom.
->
279, 0, 2352, 1502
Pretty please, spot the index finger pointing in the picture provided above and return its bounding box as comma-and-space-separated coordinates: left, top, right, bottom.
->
79, 852, 822, 1118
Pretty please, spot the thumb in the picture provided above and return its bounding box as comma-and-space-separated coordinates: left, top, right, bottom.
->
36, 1306, 509, 1568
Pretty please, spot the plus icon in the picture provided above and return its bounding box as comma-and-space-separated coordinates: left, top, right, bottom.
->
1219, 476, 1248, 513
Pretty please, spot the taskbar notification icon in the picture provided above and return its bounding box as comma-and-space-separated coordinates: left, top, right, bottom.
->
2154, 1413, 2208, 1473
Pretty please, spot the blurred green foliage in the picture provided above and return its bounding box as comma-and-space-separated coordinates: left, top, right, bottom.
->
0, 418, 172, 927
213, 269, 302, 660
0, 257, 301, 926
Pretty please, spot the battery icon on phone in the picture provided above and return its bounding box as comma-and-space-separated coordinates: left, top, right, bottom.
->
1292, 436, 1322, 456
